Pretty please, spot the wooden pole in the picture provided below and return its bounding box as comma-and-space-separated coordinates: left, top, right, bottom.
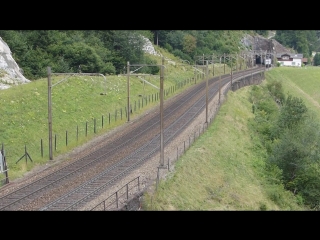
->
127, 61, 130, 122
205, 60, 208, 123
47, 67, 53, 160
160, 57, 164, 166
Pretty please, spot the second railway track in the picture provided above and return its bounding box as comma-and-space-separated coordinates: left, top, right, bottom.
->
0, 66, 266, 211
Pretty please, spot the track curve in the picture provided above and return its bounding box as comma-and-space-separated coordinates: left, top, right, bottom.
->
0, 66, 266, 211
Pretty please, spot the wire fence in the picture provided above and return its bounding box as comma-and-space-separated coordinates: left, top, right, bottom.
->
89, 70, 265, 211
90, 176, 141, 211
1, 72, 204, 185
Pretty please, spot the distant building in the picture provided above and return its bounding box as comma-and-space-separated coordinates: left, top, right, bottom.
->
301, 58, 308, 66
276, 53, 303, 67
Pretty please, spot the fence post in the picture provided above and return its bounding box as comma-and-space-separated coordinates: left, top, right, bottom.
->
0, 144, 3, 173
102, 115, 104, 128
177, 147, 178, 160
2, 144, 9, 184
41, 139, 43, 158
126, 183, 129, 200
116, 192, 119, 209
55, 134, 57, 151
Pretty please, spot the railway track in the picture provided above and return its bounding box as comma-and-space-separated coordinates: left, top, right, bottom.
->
0, 66, 266, 211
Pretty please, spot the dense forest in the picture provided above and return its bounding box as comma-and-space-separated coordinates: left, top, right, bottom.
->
0, 30, 250, 80
1, 30, 320, 80
274, 30, 320, 58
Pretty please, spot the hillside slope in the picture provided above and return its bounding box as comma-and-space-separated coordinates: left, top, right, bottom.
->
140, 90, 304, 210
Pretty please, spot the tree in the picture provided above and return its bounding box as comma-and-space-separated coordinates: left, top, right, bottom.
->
313, 53, 320, 66
269, 116, 320, 208
150, 30, 172, 46
65, 42, 106, 73
112, 30, 146, 64
277, 95, 308, 130
182, 34, 197, 54
275, 30, 296, 48
166, 30, 185, 50
255, 30, 268, 37
295, 31, 310, 58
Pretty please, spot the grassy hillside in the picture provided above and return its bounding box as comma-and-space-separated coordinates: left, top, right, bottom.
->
141, 66, 320, 211
266, 67, 320, 119
0, 46, 233, 183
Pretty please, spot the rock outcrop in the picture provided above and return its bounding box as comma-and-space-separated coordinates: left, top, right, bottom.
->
142, 36, 160, 56
240, 33, 292, 53
0, 36, 30, 90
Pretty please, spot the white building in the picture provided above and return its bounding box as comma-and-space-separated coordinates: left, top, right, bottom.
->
276, 53, 303, 67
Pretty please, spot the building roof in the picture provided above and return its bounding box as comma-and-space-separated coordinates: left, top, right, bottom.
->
276, 53, 303, 59
302, 58, 308, 63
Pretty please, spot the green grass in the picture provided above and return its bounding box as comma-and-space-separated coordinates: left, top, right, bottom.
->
142, 66, 320, 211
0, 48, 235, 182
265, 66, 320, 119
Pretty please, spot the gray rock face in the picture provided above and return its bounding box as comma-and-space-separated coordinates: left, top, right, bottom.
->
240, 33, 292, 53
0, 36, 30, 90
142, 36, 160, 56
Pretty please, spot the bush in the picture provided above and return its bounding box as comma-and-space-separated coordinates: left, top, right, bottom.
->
101, 62, 116, 75
171, 49, 193, 63
164, 43, 173, 52
266, 80, 285, 105
141, 56, 159, 75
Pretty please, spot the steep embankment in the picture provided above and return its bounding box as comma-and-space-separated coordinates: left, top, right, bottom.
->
141, 68, 313, 211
